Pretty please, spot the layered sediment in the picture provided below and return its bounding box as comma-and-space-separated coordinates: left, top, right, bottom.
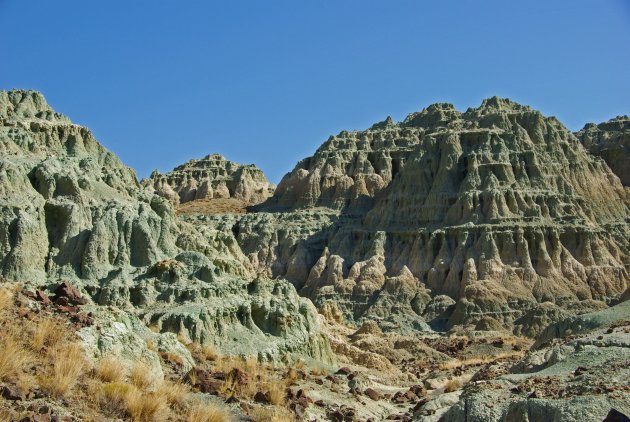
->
142, 153, 274, 206
212, 97, 630, 334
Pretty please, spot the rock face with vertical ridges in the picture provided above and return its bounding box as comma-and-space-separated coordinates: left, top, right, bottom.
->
575, 115, 630, 186
220, 97, 630, 334
141, 154, 275, 205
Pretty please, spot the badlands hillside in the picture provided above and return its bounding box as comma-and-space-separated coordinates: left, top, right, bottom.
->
0, 89, 628, 421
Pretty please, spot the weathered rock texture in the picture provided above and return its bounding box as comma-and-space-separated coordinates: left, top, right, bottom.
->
442, 301, 630, 421
142, 153, 274, 205
0, 89, 332, 364
217, 97, 630, 334
576, 115, 630, 186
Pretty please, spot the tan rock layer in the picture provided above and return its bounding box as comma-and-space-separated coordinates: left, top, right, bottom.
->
142, 153, 275, 205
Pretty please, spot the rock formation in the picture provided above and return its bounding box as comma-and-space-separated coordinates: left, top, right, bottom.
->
0, 89, 332, 364
442, 301, 630, 421
1, 89, 628, 422
142, 153, 274, 205
214, 97, 630, 335
576, 115, 630, 186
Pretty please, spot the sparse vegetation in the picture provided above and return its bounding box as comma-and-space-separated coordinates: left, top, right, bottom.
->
157, 380, 189, 410
95, 355, 126, 383
31, 318, 65, 351
249, 405, 297, 422
0, 284, 241, 422
0, 286, 13, 311
438, 351, 524, 370
129, 362, 156, 390
264, 378, 287, 405
187, 403, 232, 422
443, 377, 464, 393
0, 330, 34, 385
39, 342, 87, 397
201, 344, 219, 361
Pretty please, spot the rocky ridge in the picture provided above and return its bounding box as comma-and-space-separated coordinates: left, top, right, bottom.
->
188, 97, 630, 336
1, 89, 629, 421
142, 153, 275, 206
576, 115, 630, 186
0, 89, 332, 365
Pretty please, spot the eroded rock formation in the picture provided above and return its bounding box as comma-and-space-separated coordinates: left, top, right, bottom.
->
442, 301, 630, 421
198, 97, 630, 335
576, 115, 630, 186
142, 153, 275, 205
0, 90, 332, 364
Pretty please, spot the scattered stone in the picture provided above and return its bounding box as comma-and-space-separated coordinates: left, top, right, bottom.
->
364, 387, 382, 401
1, 385, 24, 401
53, 281, 87, 306
254, 391, 269, 404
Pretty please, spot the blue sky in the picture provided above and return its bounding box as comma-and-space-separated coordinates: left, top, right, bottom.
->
1, 1, 629, 183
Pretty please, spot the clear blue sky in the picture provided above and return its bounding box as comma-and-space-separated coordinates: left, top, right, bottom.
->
1, 1, 629, 183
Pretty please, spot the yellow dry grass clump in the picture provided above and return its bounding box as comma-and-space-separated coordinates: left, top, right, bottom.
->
31, 318, 65, 351
443, 377, 463, 393
38, 342, 87, 397
249, 405, 297, 422
0, 330, 34, 386
0, 286, 14, 311
95, 355, 126, 383
129, 362, 156, 390
187, 403, 233, 422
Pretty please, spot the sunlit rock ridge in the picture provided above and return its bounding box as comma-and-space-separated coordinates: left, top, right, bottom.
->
194, 96, 629, 336
141, 153, 274, 206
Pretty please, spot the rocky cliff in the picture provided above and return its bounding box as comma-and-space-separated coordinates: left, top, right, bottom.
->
142, 153, 274, 206
576, 115, 630, 186
213, 97, 630, 335
0, 89, 332, 364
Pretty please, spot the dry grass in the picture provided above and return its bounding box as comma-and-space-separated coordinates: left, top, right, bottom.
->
286, 367, 299, 386
157, 380, 189, 410
438, 351, 525, 370
264, 379, 287, 405
187, 403, 233, 422
201, 344, 219, 361
249, 406, 297, 422
31, 318, 65, 352
0, 332, 34, 383
309, 366, 328, 377
0, 287, 259, 422
99, 382, 136, 416
0, 287, 13, 312
0, 409, 15, 421
176, 198, 248, 216
212, 356, 290, 404
95, 355, 126, 383
129, 362, 156, 390
96, 381, 168, 421
162, 351, 185, 365
126, 388, 168, 422
443, 377, 463, 393
186, 341, 220, 363
39, 343, 86, 397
